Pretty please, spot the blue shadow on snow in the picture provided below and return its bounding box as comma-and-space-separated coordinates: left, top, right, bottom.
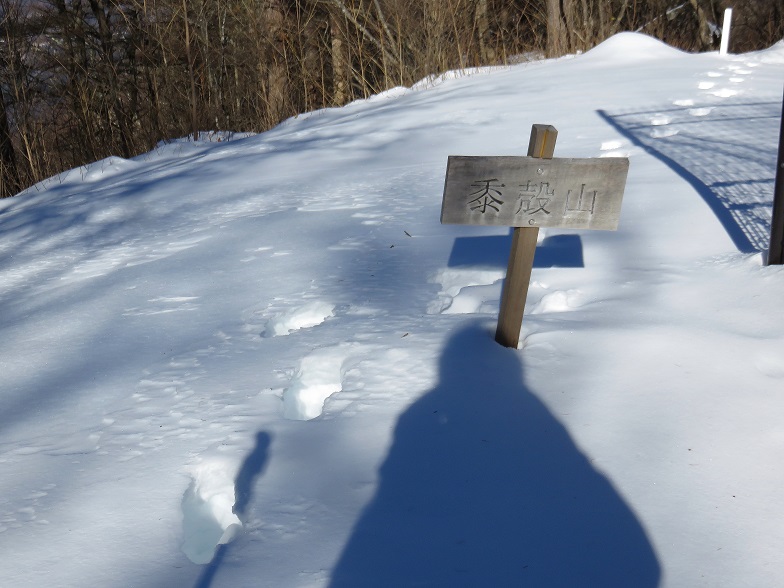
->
194, 431, 272, 588
597, 102, 781, 254
329, 323, 660, 587
448, 231, 584, 268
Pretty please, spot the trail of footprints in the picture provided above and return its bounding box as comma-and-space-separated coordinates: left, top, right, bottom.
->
0, 484, 56, 534
171, 263, 586, 560
647, 58, 755, 138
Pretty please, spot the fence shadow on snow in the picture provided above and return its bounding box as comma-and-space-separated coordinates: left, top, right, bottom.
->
598, 100, 781, 254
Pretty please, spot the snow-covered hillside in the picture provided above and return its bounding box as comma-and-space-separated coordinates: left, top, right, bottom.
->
1, 33, 783, 587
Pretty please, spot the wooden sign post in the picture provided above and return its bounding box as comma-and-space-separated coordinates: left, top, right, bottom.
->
441, 124, 630, 348
767, 89, 784, 265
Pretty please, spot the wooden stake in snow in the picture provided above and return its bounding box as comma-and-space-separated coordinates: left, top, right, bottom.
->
768, 90, 784, 265
441, 125, 630, 348
720, 8, 733, 56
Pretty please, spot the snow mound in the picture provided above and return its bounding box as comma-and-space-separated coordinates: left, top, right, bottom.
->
581, 32, 685, 63
366, 86, 409, 102
82, 156, 139, 182
410, 66, 497, 91
181, 461, 242, 564
757, 40, 784, 64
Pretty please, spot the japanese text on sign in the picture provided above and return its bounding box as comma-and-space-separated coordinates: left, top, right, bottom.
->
441, 156, 629, 231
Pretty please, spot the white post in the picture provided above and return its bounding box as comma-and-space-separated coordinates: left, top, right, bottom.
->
719, 8, 733, 56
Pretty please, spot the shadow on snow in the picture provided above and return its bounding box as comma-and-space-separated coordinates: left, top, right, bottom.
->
329, 322, 660, 587
194, 431, 272, 588
598, 101, 780, 254
448, 231, 584, 268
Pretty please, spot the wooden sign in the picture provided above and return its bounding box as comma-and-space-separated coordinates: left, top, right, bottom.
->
441, 156, 629, 230
440, 125, 630, 348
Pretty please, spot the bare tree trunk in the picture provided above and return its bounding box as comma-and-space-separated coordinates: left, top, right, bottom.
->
0, 83, 18, 197
605, 0, 629, 37
475, 0, 495, 63
326, 0, 399, 67
0, 8, 19, 196
87, 0, 133, 157
298, 1, 329, 111
546, 0, 567, 57
265, 0, 288, 123
422, 0, 449, 73
689, 0, 716, 50
182, 0, 199, 140
50, 0, 100, 162
330, 8, 350, 105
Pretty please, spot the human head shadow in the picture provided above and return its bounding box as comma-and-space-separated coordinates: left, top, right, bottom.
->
194, 431, 272, 588
233, 431, 273, 519
329, 323, 660, 587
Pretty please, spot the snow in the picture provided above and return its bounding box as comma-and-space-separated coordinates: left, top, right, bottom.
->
1, 33, 784, 586
182, 460, 244, 564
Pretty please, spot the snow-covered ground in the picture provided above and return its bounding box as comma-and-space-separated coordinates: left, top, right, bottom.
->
1, 33, 783, 587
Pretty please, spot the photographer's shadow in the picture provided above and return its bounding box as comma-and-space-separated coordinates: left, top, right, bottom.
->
330, 323, 660, 586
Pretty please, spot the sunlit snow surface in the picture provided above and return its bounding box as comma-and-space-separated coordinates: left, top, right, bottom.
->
1, 33, 784, 587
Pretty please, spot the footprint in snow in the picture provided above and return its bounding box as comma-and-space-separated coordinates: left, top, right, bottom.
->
754, 354, 784, 379
650, 114, 671, 126
600, 140, 624, 151
698, 73, 741, 99
181, 460, 243, 564
689, 107, 714, 117
529, 289, 584, 315
262, 300, 335, 337
599, 139, 641, 159
646, 113, 678, 139
650, 127, 679, 139
282, 344, 359, 420
727, 65, 752, 75
427, 268, 505, 315
711, 88, 739, 98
